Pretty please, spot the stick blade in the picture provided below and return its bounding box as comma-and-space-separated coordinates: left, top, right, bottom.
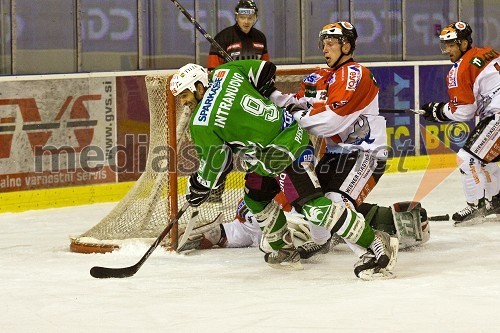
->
90, 265, 138, 279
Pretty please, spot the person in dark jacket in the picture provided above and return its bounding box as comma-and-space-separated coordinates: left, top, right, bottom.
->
207, 0, 270, 71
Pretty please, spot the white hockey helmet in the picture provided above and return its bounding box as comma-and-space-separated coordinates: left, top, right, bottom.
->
170, 63, 209, 96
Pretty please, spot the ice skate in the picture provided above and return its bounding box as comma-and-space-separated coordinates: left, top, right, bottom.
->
453, 199, 486, 227
264, 243, 303, 270
296, 239, 331, 259
486, 194, 500, 222
353, 230, 398, 280
296, 233, 344, 259
354, 251, 396, 280
369, 230, 398, 270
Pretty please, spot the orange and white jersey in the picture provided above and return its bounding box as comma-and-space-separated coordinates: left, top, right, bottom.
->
270, 60, 387, 157
444, 47, 500, 121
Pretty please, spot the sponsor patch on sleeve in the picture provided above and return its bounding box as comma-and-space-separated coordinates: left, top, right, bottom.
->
193, 70, 228, 126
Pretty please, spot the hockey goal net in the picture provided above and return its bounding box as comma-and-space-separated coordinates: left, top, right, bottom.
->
70, 66, 321, 253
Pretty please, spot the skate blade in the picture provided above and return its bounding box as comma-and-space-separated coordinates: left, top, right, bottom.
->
485, 214, 500, 222
267, 261, 304, 271
453, 217, 486, 227
358, 268, 396, 281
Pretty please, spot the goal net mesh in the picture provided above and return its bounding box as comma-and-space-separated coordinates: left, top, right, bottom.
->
70, 67, 319, 253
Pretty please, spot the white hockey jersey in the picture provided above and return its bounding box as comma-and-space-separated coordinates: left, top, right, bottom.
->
442, 46, 500, 121
270, 61, 387, 158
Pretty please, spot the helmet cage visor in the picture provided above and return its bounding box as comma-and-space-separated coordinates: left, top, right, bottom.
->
318, 26, 344, 50
438, 22, 472, 53
439, 40, 460, 53
318, 35, 344, 50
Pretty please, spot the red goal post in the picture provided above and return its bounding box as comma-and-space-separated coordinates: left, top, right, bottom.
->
69, 66, 321, 254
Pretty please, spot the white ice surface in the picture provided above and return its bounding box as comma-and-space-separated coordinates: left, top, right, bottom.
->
1, 169, 499, 333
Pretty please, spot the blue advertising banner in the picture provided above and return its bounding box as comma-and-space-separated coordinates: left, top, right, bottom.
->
371, 66, 414, 111
418, 65, 475, 155
384, 112, 417, 158
371, 66, 416, 157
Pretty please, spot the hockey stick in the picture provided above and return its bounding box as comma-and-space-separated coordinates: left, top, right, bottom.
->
379, 108, 426, 115
429, 214, 450, 221
170, 0, 233, 63
90, 202, 190, 279
176, 210, 199, 251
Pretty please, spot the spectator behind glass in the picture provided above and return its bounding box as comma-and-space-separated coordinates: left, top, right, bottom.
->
207, 0, 270, 71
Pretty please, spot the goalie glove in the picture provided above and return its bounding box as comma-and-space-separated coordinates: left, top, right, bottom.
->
186, 174, 211, 207
421, 102, 450, 122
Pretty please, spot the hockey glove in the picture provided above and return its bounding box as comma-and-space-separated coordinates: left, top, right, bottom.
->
421, 102, 449, 122
285, 103, 308, 117
186, 174, 211, 207
257, 74, 277, 98
256, 61, 277, 98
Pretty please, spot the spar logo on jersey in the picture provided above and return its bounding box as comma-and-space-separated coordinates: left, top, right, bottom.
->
303, 73, 321, 85
447, 60, 461, 88
346, 66, 362, 91
193, 70, 228, 126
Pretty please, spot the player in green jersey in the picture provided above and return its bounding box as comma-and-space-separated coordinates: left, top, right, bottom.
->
169, 60, 399, 279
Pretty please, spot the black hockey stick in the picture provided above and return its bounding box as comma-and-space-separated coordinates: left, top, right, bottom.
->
379, 108, 426, 115
429, 214, 450, 221
170, 0, 233, 63
90, 202, 190, 279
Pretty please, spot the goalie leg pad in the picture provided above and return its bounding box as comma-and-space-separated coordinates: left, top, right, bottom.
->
392, 201, 426, 248
358, 202, 397, 235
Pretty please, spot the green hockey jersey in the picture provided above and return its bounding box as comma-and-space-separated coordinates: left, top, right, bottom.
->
189, 60, 310, 188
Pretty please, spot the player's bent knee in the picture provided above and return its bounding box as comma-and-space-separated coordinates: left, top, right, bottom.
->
457, 149, 482, 174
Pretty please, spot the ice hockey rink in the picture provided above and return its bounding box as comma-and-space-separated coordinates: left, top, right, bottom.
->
1, 168, 499, 333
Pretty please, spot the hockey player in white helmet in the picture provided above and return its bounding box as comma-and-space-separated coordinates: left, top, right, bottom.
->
169, 59, 398, 279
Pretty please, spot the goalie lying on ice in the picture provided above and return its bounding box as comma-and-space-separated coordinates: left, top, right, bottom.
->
171, 197, 430, 255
